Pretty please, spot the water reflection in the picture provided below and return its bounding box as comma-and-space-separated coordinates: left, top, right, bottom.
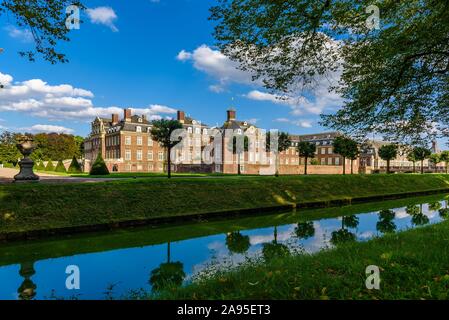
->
149, 242, 185, 292
0, 195, 448, 300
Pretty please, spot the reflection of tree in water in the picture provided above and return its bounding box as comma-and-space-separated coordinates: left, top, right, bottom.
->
149, 242, 185, 293
18, 261, 37, 300
330, 215, 358, 246
428, 202, 442, 211
294, 221, 315, 240
376, 209, 397, 234
406, 204, 429, 226
262, 226, 290, 261
438, 200, 449, 219
226, 231, 250, 254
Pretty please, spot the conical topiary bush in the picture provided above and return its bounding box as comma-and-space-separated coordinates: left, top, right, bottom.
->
45, 160, 55, 171
68, 156, 82, 173
89, 153, 109, 175
55, 160, 67, 173
36, 161, 46, 171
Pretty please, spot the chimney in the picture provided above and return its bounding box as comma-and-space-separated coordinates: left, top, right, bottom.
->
112, 113, 119, 125
177, 110, 185, 123
227, 109, 236, 121
432, 140, 439, 153
124, 108, 132, 122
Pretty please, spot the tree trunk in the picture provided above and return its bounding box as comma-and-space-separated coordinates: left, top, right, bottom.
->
350, 159, 353, 174
386, 159, 390, 174
275, 151, 279, 177
237, 152, 241, 175
421, 160, 424, 174
167, 241, 171, 263
412, 162, 416, 173
167, 147, 172, 178
304, 156, 308, 175
342, 157, 346, 175
446, 163, 448, 174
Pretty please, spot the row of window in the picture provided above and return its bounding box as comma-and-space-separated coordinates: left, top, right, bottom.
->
125, 150, 165, 161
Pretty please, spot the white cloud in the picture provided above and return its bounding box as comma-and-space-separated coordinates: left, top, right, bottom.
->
177, 45, 256, 92
274, 117, 313, 128
25, 124, 74, 134
0, 71, 178, 122
4, 26, 33, 43
86, 7, 118, 32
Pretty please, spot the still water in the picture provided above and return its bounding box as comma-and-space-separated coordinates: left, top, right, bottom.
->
0, 194, 448, 300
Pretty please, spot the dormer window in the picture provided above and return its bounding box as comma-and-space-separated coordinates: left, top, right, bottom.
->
188, 127, 193, 133
243, 121, 248, 126
237, 129, 242, 134
136, 126, 142, 133
138, 118, 143, 123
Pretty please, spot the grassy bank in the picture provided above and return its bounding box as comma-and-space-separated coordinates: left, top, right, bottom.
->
153, 220, 449, 300
1, 174, 449, 237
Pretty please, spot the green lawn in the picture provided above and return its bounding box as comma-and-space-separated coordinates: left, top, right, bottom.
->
152, 219, 449, 300
1, 174, 449, 237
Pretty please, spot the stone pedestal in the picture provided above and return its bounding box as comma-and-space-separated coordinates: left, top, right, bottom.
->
14, 158, 39, 181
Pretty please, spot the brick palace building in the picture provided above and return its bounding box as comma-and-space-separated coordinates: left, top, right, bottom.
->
84, 108, 357, 174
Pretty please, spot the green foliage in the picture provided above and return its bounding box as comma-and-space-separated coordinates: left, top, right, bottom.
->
378, 145, 398, 162
0, 131, 21, 165
36, 161, 46, 171
429, 153, 441, 166
209, 0, 449, 144
378, 144, 398, 174
0, 1, 85, 64
294, 222, 315, 240
151, 119, 183, 178
309, 159, 319, 165
150, 262, 185, 292
333, 136, 358, 174
45, 160, 55, 171
413, 147, 432, 161
54, 160, 66, 173
376, 209, 397, 234
297, 141, 316, 158
68, 156, 82, 173
440, 151, 449, 173
226, 232, 250, 254
89, 154, 109, 176
266, 131, 291, 152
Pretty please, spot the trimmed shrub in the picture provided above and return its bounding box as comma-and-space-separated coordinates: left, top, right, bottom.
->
89, 154, 109, 175
68, 156, 82, 173
36, 161, 46, 171
55, 160, 67, 173
45, 160, 55, 171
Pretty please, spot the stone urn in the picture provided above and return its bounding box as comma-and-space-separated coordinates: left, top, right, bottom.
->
14, 136, 39, 181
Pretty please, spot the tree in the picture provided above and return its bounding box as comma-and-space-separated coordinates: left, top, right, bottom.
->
266, 131, 291, 177
209, 0, 449, 144
149, 242, 185, 292
68, 156, 82, 173
45, 160, 55, 171
376, 209, 396, 234
226, 231, 250, 254
262, 226, 290, 261
36, 161, 46, 171
439, 151, 449, 174
407, 151, 417, 173
211, 0, 449, 141
294, 222, 315, 240
333, 136, 357, 175
429, 153, 441, 172
0, 131, 21, 165
0, 1, 85, 64
378, 144, 398, 174
54, 160, 66, 173
412, 147, 431, 174
297, 141, 316, 175
347, 142, 359, 175
89, 153, 109, 176
227, 134, 249, 175
330, 215, 358, 246
406, 204, 429, 226
151, 119, 183, 178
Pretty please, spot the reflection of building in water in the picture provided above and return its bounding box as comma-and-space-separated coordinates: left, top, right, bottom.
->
18, 261, 37, 300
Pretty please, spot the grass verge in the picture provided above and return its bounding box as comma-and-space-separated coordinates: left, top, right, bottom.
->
153, 220, 449, 300
1, 174, 449, 238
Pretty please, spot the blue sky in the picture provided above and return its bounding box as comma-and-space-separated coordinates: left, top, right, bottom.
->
0, 0, 359, 137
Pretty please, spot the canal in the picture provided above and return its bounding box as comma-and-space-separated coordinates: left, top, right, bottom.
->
0, 194, 448, 300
